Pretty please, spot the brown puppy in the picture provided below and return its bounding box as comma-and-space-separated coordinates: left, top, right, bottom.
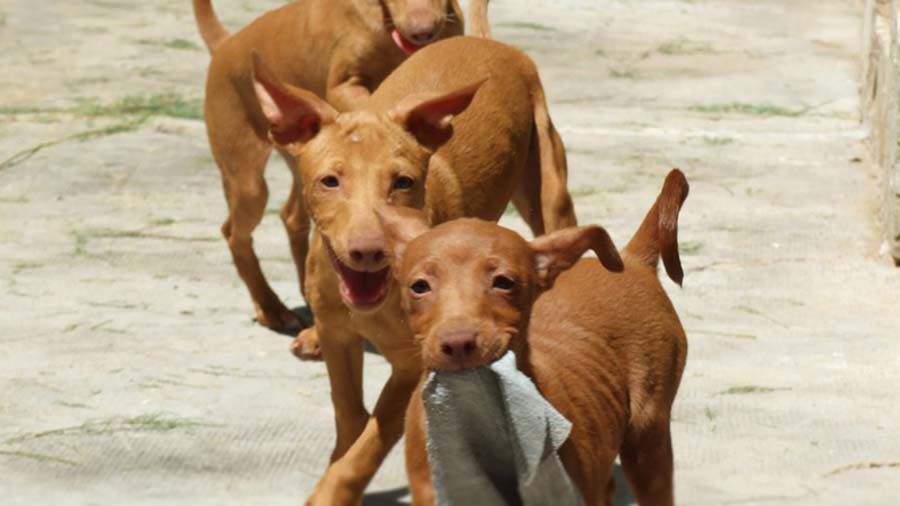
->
192, 0, 488, 332
381, 169, 690, 505
251, 36, 577, 504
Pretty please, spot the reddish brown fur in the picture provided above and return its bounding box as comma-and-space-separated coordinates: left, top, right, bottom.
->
192, 0, 482, 333
381, 170, 690, 505
250, 36, 576, 504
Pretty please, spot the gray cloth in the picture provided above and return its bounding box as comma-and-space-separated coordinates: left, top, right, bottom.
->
422, 352, 584, 506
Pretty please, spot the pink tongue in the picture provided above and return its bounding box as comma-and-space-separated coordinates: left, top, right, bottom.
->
340, 266, 388, 305
392, 29, 422, 55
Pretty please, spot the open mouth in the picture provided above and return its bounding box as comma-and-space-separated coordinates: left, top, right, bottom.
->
391, 29, 426, 55
325, 242, 391, 311
379, 1, 428, 55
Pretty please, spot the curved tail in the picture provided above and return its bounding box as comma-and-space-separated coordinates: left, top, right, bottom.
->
467, 0, 491, 38
192, 0, 229, 53
623, 169, 690, 285
529, 80, 577, 234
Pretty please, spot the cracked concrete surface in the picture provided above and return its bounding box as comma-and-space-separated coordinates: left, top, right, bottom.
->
1, 0, 899, 504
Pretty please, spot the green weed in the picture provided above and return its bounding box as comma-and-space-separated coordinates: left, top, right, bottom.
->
609, 68, 638, 79
136, 38, 201, 51
689, 102, 804, 117
0, 450, 78, 466
497, 21, 556, 32
4, 413, 207, 444
703, 136, 734, 146
717, 385, 790, 395
658, 39, 715, 55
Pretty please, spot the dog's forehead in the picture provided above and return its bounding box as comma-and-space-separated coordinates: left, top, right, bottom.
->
307, 112, 421, 167
403, 220, 532, 273
389, 0, 448, 11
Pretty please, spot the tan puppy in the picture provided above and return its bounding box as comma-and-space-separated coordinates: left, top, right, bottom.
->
251, 36, 577, 504
380, 169, 690, 505
192, 0, 488, 332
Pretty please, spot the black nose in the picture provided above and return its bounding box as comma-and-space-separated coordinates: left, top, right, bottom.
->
439, 330, 477, 360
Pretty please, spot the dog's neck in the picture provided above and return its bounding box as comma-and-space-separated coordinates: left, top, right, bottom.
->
510, 312, 536, 379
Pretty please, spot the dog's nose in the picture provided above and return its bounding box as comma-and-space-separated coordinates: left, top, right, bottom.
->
408, 26, 436, 45
349, 247, 386, 268
406, 10, 438, 45
439, 330, 477, 361
347, 234, 387, 270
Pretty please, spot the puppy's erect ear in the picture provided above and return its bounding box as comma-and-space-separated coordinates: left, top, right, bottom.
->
389, 78, 487, 151
530, 225, 624, 290
251, 52, 338, 146
375, 205, 430, 272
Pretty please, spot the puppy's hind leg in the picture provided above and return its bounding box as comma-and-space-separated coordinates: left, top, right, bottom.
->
214, 135, 299, 332
276, 151, 311, 299
619, 421, 675, 506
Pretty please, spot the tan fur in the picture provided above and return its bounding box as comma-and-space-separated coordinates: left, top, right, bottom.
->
193, 0, 481, 333
251, 36, 577, 504
383, 170, 690, 505
466, 0, 491, 38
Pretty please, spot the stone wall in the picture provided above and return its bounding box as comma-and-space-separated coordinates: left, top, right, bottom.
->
861, 0, 900, 264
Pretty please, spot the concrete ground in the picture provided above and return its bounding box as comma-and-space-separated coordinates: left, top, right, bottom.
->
1, 0, 899, 504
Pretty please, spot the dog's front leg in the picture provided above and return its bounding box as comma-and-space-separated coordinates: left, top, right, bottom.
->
319, 330, 368, 463
405, 382, 435, 505
307, 362, 420, 505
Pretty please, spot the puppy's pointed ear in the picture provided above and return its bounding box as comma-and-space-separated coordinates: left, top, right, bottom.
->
530, 225, 623, 290
375, 206, 430, 271
389, 78, 487, 151
251, 52, 338, 146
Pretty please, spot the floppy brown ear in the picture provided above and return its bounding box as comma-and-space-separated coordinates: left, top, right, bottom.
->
389, 78, 487, 151
374, 205, 431, 272
530, 225, 624, 290
251, 52, 338, 146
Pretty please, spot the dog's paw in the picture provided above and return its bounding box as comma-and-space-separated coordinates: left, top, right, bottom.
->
254, 303, 300, 333
291, 327, 323, 361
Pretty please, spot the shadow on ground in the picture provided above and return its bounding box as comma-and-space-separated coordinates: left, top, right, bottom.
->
363, 486, 410, 506
359, 464, 636, 505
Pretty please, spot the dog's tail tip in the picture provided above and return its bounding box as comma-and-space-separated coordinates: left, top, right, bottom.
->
467, 0, 492, 39
192, 0, 229, 53
624, 168, 689, 285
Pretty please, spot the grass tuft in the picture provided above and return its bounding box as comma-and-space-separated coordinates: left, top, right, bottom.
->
75, 94, 203, 120
658, 39, 716, 55
717, 385, 790, 395
689, 102, 804, 117
4, 413, 208, 445
1, 93, 203, 121
703, 136, 734, 146
0, 450, 78, 466
609, 68, 638, 79
680, 240, 704, 255
497, 21, 556, 32
137, 38, 201, 51
150, 218, 176, 227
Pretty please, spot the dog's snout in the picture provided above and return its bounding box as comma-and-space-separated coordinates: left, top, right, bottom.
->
439, 330, 478, 361
347, 236, 386, 270
406, 10, 438, 44
349, 247, 386, 268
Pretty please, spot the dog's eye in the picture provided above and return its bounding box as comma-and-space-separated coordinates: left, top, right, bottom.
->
410, 279, 431, 294
393, 176, 414, 190
321, 176, 340, 188
492, 275, 515, 290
